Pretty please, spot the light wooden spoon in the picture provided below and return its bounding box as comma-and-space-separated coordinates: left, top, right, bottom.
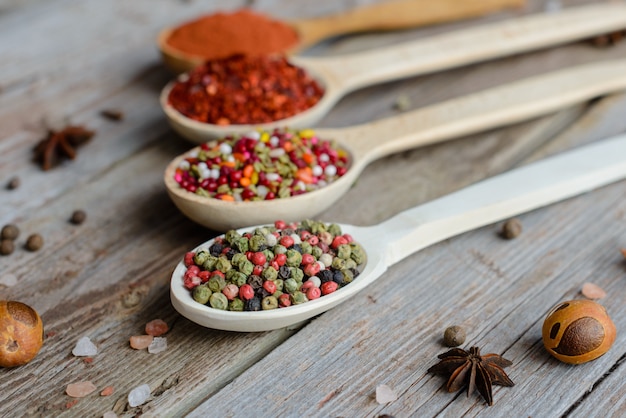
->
164, 58, 626, 232
161, 3, 626, 143
170, 133, 626, 332
158, 0, 524, 74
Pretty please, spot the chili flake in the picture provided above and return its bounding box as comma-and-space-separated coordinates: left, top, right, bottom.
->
182, 220, 366, 311
174, 128, 349, 201
167, 54, 324, 125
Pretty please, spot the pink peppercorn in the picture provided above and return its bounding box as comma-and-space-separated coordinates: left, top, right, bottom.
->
198, 271, 210, 282
223, 284, 239, 300
184, 265, 200, 280
270, 260, 280, 270
252, 265, 264, 276
343, 234, 354, 243
306, 287, 321, 300
331, 236, 348, 249
321, 281, 338, 295
301, 280, 315, 291
210, 270, 225, 279
303, 263, 320, 277
184, 252, 195, 266
275, 220, 286, 229
263, 280, 277, 294
301, 253, 315, 265
239, 284, 255, 300
251, 252, 267, 266
307, 236, 319, 245
274, 253, 287, 266
278, 293, 291, 307
280, 236, 294, 248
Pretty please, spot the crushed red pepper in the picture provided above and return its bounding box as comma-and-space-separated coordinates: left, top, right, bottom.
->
167, 55, 324, 125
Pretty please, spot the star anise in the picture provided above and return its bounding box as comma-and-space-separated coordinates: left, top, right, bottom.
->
427, 346, 514, 406
33, 125, 95, 170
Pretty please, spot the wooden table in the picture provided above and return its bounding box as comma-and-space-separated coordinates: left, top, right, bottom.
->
2, 0, 626, 416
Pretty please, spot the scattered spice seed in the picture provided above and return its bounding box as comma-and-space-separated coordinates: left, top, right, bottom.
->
6, 176, 20, 190
168, 55, 324, 125
581, 282, 607, 300
590, 30, 626, 47
0, 240, 14, 256
69, 209, 87, 225
66, 381, 97, 398
25, 234, 43, 252
33, 125, 95, 170
175, 128, 349, 201
130, 335, 154, 350
393, 94, 412, 111
182, 219, 365, 311
500, 218, 522, 239
1, 224, 19, 241
65, 400, 79, 409
145, 319, 169, 336
100, 386, 115, 397
375, 384, 398, 404
443, 325, 466, 347
100, 108, 124, 121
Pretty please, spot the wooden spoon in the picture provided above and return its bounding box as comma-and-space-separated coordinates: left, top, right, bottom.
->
160, 2, 626, 142
164, 58, 626, 232
170, 133, 626, 331
158, 0, 524, 74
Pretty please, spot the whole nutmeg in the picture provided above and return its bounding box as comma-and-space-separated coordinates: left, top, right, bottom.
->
0, 301, 44, 367
542, 299, 616, 364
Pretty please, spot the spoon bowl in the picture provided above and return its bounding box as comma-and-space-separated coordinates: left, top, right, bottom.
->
164, 58, 626, 231
170, 134, 626, 332
160, 3, 626, 142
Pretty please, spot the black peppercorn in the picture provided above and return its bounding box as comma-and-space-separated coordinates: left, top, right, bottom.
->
1, 224, 19, 241
247, 275, 263, 290
69, 209, 87, 225
209, 242, 223, 256
224, 248, 236, 260
332, 270, 345, 285
245, 297, 261, 311
278, 265, 291, 280
318, 270, 333, 283
25, 234, 43, 251
292, 244, 302, 253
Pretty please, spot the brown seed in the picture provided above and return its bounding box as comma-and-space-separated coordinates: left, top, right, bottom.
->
0, 240, 14, 256
70, 210, 87, 225
100, 109, 124, 121
25, 234, 43, 252
6, 177, 20, 190
1, 224, 19, 241
581, 282, 607, 300
443, 325, 466, 347
500, 218, 522, 239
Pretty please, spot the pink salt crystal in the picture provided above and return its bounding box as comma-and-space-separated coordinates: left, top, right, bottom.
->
581, 282, 607, 300
66, 381, 97, 398
130, 335, 154, 350
375, 384, 397, 404
145, 319, 169, 336
103, 412, 117, 418
100, 386, 115, 396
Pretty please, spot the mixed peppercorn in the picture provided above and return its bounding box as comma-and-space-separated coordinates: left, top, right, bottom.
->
174, 128, 349, 201
182, 220, 366, 311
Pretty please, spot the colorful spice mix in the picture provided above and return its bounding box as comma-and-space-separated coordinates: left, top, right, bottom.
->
166, 9, 299, 60
174, 128, 349, 201
182, 219, 366, 311
167, 55, 324, 125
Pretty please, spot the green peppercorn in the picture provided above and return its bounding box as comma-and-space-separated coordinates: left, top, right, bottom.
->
350, 244, 366, 264
332, 257, 347, 270
25, 234, 43, 251
274, 279, 284, 292
328, 223, 342, 236
291, 291, 308, 305
249, 235, 266, 252
229, 297, 244, 311
231, 271, 248, 287
311, 246, 323, 259
215, 257, 232, 273
231, 253, 247, 269
193, 285, 211, 304
225, 230, 242, 245
344, 258, 357, 270
233, 237, 249, 253
273, 244, 287, 255
284, 278, 298, 294
341, 269, 354, 284
262, 249, 274, 263
202, 255, 218, 271
239, 260, 254, 276
289, 267, 304, 282
286, 249, 302, 267
337, 244, 351, 260
262, 295, 279, 310
310, 222, 326, 235
262, 266, 278, 281
1, 224, 19, 241
273, 290, 283, 298
300, 241, 312, 254
193, 249, 211, 266
208, 275, 226, 292
209, 292, 228, 310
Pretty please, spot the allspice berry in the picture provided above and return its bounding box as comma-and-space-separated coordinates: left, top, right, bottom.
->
0, 301, 44, 367
0, 239, 14, 256
1, 224, 19, 241
25, 234, 43, 252
542, 299, 616, 364
500, 218, 522, 239
443, 325, 466, 347
70, 210, 87, 225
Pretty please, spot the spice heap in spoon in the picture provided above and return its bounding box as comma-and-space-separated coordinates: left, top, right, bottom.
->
167, 55, 324, 126
173, 128, 349, 201
182, 220, 366, 311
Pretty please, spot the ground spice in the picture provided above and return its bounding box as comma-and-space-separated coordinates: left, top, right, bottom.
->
174, 128, 348, 201
166, 9, 299, 60
168, 55, 324, 125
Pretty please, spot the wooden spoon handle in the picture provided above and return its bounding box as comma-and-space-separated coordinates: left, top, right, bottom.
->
289, 0, 524, 51
369, 134, 626, 267
306, 3, 626, 93
339, 59, 626, 164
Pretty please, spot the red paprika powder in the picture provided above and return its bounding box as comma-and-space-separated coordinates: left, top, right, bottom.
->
167, 55, 324, 125
166, 9, 300, 60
